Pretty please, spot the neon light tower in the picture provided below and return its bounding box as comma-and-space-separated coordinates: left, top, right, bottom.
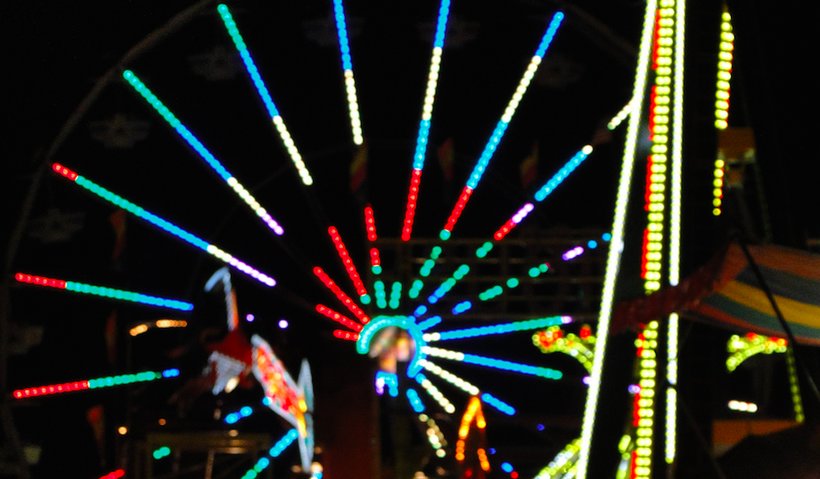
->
575, 0, 686, 477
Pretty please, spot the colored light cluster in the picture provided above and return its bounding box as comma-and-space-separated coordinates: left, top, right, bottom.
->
456, 396, 488, 471
251, 336, 307, 438
332, 0, 364, 145
418, 413, 448, 457
122, 69, 285, 236
425, 316, 569, 342
16, 273, 194, 311
376, 371, 399, 397
217, 4, 313, 186
13, 368, 179, 399
714, 8, 733, 130
328, 226, 368, 297
726, 332, 787, 372
401, 0, 452, 241
440, 12, 564, 239
129, 319, 188, 336
52, 163, 276, 287
534, 438, 581, 479
533, 325, 595, 373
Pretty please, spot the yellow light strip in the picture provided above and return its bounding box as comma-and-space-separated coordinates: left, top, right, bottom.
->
575, 0, 658, 476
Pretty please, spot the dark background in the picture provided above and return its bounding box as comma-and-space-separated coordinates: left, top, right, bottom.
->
2, 0, 819, 478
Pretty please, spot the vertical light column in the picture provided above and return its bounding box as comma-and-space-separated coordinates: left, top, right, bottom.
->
666, 0, 686, 465
712, 6, 734, 216
633, 2, 677, 476
575, 0, 658, 477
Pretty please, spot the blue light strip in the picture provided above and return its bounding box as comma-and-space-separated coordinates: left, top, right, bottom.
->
406, 388, 426, 413
122, 70, 285, 236
461, 352, 562, 379
463, 11, 563, 191
451, 300, 472, 315
417, 316, 442, 331
224, 405, 254, 424
534, 147, 592, 202
425, 316, 569, 342
217, 4, 313, 185
270, 428, 299, 457
481, 392, 516, 416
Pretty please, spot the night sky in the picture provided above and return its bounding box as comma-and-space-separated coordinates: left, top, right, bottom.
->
3, 1, 819, 478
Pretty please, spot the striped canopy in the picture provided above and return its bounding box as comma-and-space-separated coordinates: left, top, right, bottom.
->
612, 241, 820, 347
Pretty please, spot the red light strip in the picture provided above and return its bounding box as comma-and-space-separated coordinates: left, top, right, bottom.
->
401, 169, 423, 241
328, 226, 367, 296
315, 304, 363, 332
52, 162, 79, 181
364, 205, 382, 268
15, 273, 67, 289
99, 469, 126, 479
493, 218, 518, 241
443, 186, 473, 235
13, 380, 90, 399
332, 330, 359, 341
312, 266, 370, 324
364, 204, 378, 241
369, 247, 381, 268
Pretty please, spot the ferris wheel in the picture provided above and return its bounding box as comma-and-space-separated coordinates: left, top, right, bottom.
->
2, 1, 679, 478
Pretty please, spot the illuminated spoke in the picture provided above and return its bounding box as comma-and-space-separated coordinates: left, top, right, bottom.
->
424, 316, 569, 342
217, 4, 313, 185
414, 373, 456, 414
328, 226, 368, 297
422, 346, 562, 380
332, 0, 364, 145
15, 272, 193, 311
51, 163, 276, 287
13, 368, 180, 399
440, 12, 564, 240
122, 70, 285, 236
401, 0, 452, 241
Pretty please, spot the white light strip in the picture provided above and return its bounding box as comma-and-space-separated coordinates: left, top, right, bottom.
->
419, 359, 480, 395
575, 1, 658, 477
666, 0, 686, 465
